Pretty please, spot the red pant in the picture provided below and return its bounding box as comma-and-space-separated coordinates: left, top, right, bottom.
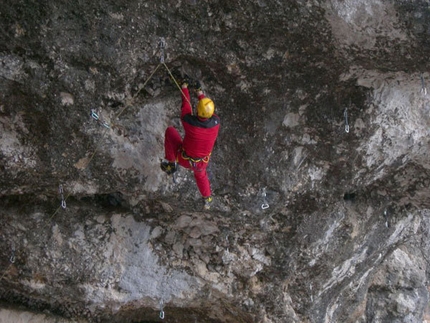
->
164, 126, 212, 198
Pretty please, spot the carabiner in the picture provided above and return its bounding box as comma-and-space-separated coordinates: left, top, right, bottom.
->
91, 109, 99, 120
261, 203, 270, 210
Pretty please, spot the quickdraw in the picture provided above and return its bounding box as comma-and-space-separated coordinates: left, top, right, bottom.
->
59, 184, 67, 209
421, 73, 427, 95
344, 107, 349, 133
159, 300, 165, 320
261, 187, 270, 210
91, 109, 110, 129
159, 37, 166, 64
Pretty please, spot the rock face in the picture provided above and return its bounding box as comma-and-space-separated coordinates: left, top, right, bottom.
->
1, 0, 430, 322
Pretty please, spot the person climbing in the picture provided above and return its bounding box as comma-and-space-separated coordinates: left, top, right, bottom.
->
161, 77, 220, 210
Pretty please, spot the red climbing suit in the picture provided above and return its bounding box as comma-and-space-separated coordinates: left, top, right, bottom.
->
164, 87, 220, 198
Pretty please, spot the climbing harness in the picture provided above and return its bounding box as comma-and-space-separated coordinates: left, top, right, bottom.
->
59, 184, 67, 209
421, 73, 427, 96
344, 107, 349, 133
180, 148, 211, 165
261, 187, 269, 210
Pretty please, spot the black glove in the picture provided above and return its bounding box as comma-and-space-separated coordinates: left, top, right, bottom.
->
178, 75, 193, 88
189, 79, 202, 92
170, 70, 189, 87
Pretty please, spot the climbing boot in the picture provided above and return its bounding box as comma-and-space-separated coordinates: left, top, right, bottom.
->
160, 160, 177, 175
202, 196, 213, 210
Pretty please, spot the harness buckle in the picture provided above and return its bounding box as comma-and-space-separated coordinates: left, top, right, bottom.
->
181, 148, 211, 164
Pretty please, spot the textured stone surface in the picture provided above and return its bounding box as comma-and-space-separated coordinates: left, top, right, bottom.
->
1, 0, 430, 322
0, 307, 85, 323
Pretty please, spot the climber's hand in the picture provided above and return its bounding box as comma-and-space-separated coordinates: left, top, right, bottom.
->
187, 79, 201, 92
180, 75, 190, 88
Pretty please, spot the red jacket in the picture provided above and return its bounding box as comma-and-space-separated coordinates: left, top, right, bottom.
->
181, 88, 220, 158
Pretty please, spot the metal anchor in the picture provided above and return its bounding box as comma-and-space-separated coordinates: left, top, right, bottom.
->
159, 37, 166, 63
261, 187, 269, 210
421, 73, 427, 95
344, 107, 349, 133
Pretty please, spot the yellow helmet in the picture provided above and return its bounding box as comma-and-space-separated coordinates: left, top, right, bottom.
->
197, 97, 215, 118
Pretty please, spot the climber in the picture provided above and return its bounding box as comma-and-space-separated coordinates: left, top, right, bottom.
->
161, 77, 220, 210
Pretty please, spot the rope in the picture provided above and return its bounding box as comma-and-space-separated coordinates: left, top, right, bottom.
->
0, 263, 13, 281
115, 63, 162, 120
82, 60, 167, 175
0, 242, 19, 282
82, 62, 191, 176
0, 43, 192, 282
54, 62, 187, 214
162, 62, 193, 109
